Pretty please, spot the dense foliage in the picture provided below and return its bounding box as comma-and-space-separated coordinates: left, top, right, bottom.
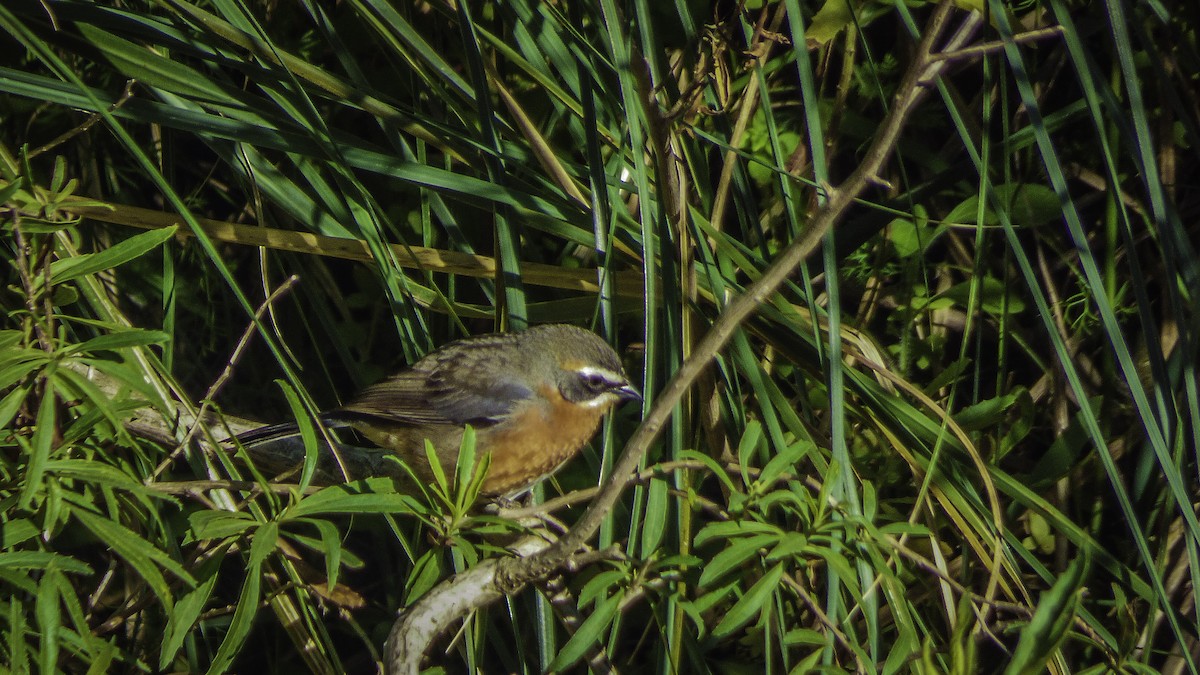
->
2, 0, 1198, 672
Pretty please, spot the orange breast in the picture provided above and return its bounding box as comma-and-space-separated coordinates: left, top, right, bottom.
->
477, 384, 610, 495
352, 386, 613, 496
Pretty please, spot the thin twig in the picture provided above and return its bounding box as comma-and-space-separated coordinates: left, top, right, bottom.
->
779, 573, 857, 655
11, 219, 54, 353
386, 4, 972, 671
507, 0, 962, 586
931, 26, 1064, 63
149, 275, 300, 480
30, 80, 137, 158
145, 479, 320, 497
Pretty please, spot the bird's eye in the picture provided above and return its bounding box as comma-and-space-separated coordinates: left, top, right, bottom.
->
582, 372, 608, 391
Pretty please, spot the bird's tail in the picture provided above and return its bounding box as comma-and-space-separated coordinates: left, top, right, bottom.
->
233, 420, 300, 446
231, 414, 344, 447
228, 415, 403, 484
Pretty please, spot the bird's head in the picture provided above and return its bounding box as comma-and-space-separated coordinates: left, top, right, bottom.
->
519, 324, 641, 411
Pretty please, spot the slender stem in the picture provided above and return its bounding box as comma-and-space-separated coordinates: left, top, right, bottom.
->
503, 0, 960, 586
388, 4, 971, 670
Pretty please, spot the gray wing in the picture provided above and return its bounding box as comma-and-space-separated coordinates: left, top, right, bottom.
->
332, 334, 533, 427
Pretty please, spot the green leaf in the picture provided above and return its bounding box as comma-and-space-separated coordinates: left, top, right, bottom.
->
0, 519, 40, 548
783, 628, 826, 646
73, 507, 194, 603
0, 175, 25, 204
7, 585, 31, 670
60, 399, 147, 445
694, 521, 780, 547
764, 532, 810, 561
996, 183, 1062, 229
698, 534, 778, 587
306, 518, 344, 591
0, 384, 30, 436
949, 591, 980, 672
74, 23, 231, 102
188, 510, 257, 541
454, 425, 488, 509
952, 388, 1027, 431
48, 226, 177, 285
887, 217, 942, 258
276, 379, 319, 490
944, 183, 1061, 229
756, 441, 807, 488
736, 420, 764, 485
1029, 413, 1090, 485
876, 522, 933, 538
578, 569, 627, 609
248, 521, 279, 570
690, 578, 741, 621
68, 354, 167, 412
51, 367, 139, 444
285, 527, 364, 570
939, 276, 1026, 315
205, 559, 262, 675
712, 563, 784, 638
160, 551, 224, 669
288, 478, 419, 518
49, 563, 106, 664
83, 642, 117, 675
19, 376, 58, 510
404, 550, 445, 605
1003, 551, 1090, 675
50, 156, 67, 192
36, 566, 62, 673
0, 551, 92, 576
677, 450, 737, 493
46, 459, 157, 496
63, 329, 171, 355
423, 437, 450, 499
924, 357, 973, 394
805, 0, 856, 47
640, 477, 669, 554
548, 591, 622, 672
0, 350, 48, 390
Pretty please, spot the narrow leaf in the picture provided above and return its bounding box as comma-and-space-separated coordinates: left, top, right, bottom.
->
640, 477, 669, 554
288, 479, 419, 518
205, 561, 262, 675
698, 534, 778, 587
48, 226, 177, 284
548, 591, 623, 672
160, 551, 224, 669
64, 329, 171, 354
73, 508, 194, 603
1003, 552, 1090, 675
712, 563, 785, 638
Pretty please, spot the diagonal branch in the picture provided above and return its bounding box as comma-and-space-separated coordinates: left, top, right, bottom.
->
385, 3, 977, 672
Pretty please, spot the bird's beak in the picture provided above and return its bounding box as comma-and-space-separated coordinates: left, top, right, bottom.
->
614, 383, 642, 402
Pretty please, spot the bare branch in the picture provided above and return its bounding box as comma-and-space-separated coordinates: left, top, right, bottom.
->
385, 4, 982, 672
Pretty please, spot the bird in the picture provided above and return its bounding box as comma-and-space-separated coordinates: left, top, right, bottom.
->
234, 324, 641, 496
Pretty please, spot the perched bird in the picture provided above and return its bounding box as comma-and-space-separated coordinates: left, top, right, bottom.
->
235, 324, 640, 496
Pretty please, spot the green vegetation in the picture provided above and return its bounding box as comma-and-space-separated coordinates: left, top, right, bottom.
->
2, 0, 1197, 672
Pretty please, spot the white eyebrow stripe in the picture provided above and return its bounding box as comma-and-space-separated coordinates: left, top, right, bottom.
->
573, 365, 625, 384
